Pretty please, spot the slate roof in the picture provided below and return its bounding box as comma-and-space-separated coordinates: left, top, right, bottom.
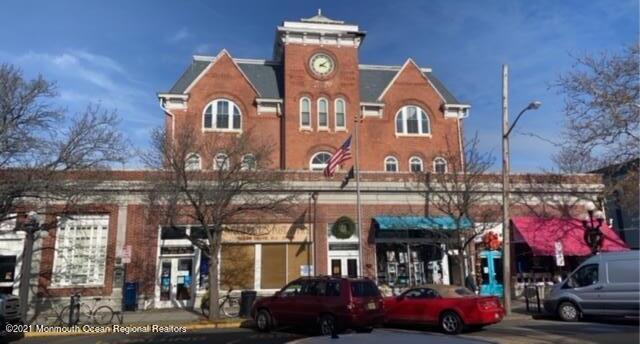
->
166, 59, 461, 105
237, 63, 284, 99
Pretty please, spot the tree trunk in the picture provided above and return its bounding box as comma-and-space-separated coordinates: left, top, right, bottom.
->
208, 230, 223, 320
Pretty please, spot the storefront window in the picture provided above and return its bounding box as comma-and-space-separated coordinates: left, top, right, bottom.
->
52, 215, 108, 286
376, 243, 442, 288
261, 244, 286, 289
221, 244, 254, 290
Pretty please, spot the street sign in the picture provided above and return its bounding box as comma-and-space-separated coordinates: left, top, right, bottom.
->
554, 241, 565, 266
120, 245, 132, 264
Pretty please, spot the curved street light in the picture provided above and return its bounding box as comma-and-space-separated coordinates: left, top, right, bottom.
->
501, 65, 543, 316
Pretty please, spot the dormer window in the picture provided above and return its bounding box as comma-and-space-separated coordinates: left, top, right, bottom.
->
395, 106, 430, 136
203, 99, 241, 131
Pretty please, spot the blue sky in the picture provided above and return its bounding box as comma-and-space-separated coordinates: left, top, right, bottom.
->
0, 0, 637, 171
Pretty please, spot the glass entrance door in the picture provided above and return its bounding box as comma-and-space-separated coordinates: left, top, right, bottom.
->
329, 257, 358, 278
157, 257, 194, 308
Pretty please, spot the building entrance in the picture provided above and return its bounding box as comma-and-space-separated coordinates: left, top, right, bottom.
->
157, 257, 195, 308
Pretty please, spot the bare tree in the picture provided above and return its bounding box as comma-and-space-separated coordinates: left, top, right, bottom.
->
552, 43, 639, 170
422, 134, 498, 284
0, 63, 128, 222
145, 124, 296, 320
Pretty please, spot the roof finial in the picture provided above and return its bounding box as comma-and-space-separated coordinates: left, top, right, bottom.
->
318, 8, 322, 16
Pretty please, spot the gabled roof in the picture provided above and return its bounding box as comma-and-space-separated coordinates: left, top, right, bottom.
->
169, 60, 209, 94
166, 58, 461, 105
236, 62, 284, 99
358, 66, 460, 104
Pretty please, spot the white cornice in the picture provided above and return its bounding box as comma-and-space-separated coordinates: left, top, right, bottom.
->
157, 93, 189, 100
360, 64, 432, 73
280, 21, 361, 34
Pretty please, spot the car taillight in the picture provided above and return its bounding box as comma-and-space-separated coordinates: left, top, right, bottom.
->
478, 299, 498, 310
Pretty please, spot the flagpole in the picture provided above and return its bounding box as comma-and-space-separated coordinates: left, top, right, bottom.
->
355, 110, 364, 277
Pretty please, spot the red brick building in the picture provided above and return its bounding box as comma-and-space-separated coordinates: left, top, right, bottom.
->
0, 12, 614, 319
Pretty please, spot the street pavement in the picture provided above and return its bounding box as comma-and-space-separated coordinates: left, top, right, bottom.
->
7, 315, 639, 344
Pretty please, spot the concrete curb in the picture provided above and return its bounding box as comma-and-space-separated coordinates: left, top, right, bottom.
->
22, 320, 246, 338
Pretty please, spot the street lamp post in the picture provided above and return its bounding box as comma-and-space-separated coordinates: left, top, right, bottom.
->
501, 64, 541, 315
581, 202, 605, 255
18, 211, 45, 320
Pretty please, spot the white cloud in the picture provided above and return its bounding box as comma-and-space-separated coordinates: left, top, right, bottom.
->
167, 27, 190, 43
1, 49, 157, 158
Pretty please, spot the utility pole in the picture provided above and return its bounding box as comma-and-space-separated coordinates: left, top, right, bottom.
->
501, 64, 512, 315
355, 111, 364, 277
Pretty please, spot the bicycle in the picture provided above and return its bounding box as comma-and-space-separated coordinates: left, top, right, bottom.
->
60, 293, 116, 326
200, 288, 240, 318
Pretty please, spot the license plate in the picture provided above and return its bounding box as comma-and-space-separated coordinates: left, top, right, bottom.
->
366, 302, 377, 310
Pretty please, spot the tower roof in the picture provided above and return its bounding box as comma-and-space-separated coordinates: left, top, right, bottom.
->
300, 9, 345, 24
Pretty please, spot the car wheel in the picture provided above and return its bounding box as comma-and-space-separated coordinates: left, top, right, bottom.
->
440, 311, 464, 335
255, 309, 272, 332
558, 302, 580, 322
318, 314, 337, 336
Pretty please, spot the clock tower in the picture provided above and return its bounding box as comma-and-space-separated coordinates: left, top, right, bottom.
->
275, 10, 365, 170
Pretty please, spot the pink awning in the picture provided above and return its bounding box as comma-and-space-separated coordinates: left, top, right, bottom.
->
512, 216, 629, 256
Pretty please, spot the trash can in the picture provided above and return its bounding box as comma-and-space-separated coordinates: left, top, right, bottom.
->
239, 290, 257, 318
123, 282, 138, 311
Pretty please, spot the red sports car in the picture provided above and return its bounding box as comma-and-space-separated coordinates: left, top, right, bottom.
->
384, 284, 504, 334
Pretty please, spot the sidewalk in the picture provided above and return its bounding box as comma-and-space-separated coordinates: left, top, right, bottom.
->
23, 308, 250, 338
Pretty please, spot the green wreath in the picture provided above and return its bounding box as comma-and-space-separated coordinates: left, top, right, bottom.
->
332, 217, 356, 239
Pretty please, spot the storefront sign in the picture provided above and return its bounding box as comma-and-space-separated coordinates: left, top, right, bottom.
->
222, 223, 309, 243
554, 241, 565, 267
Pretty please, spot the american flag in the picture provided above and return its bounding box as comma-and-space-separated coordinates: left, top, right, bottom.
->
324, 135, 352, 178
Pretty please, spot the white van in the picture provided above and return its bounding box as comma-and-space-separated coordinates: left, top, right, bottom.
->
543, 251, 640, 321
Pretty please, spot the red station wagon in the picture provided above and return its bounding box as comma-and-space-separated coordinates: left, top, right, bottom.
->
384, 284, 504, 334
252, 277, 385, 335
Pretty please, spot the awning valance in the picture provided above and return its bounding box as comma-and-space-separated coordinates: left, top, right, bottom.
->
512, 216, 629, 256
373, 215, 472, 231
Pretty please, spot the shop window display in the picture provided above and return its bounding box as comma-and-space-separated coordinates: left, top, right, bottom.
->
376, 243, 443, 292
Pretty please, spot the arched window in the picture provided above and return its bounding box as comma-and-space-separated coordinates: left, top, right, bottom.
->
310, 152, 332, 171
213, 153, 229, 171
395, 105, 430, 135
317, 98, 328, 129
203, 99, 241, 131
433, 157, 448, 173
185, 153, 201, 171
300, 97, 311, 128
385, 156, 398, 172
335, 98, 346, 130
241, 154, 256, 171
409, 156, 424, 172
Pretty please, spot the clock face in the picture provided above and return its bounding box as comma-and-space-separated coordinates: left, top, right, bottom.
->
309, 53, 335, 78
